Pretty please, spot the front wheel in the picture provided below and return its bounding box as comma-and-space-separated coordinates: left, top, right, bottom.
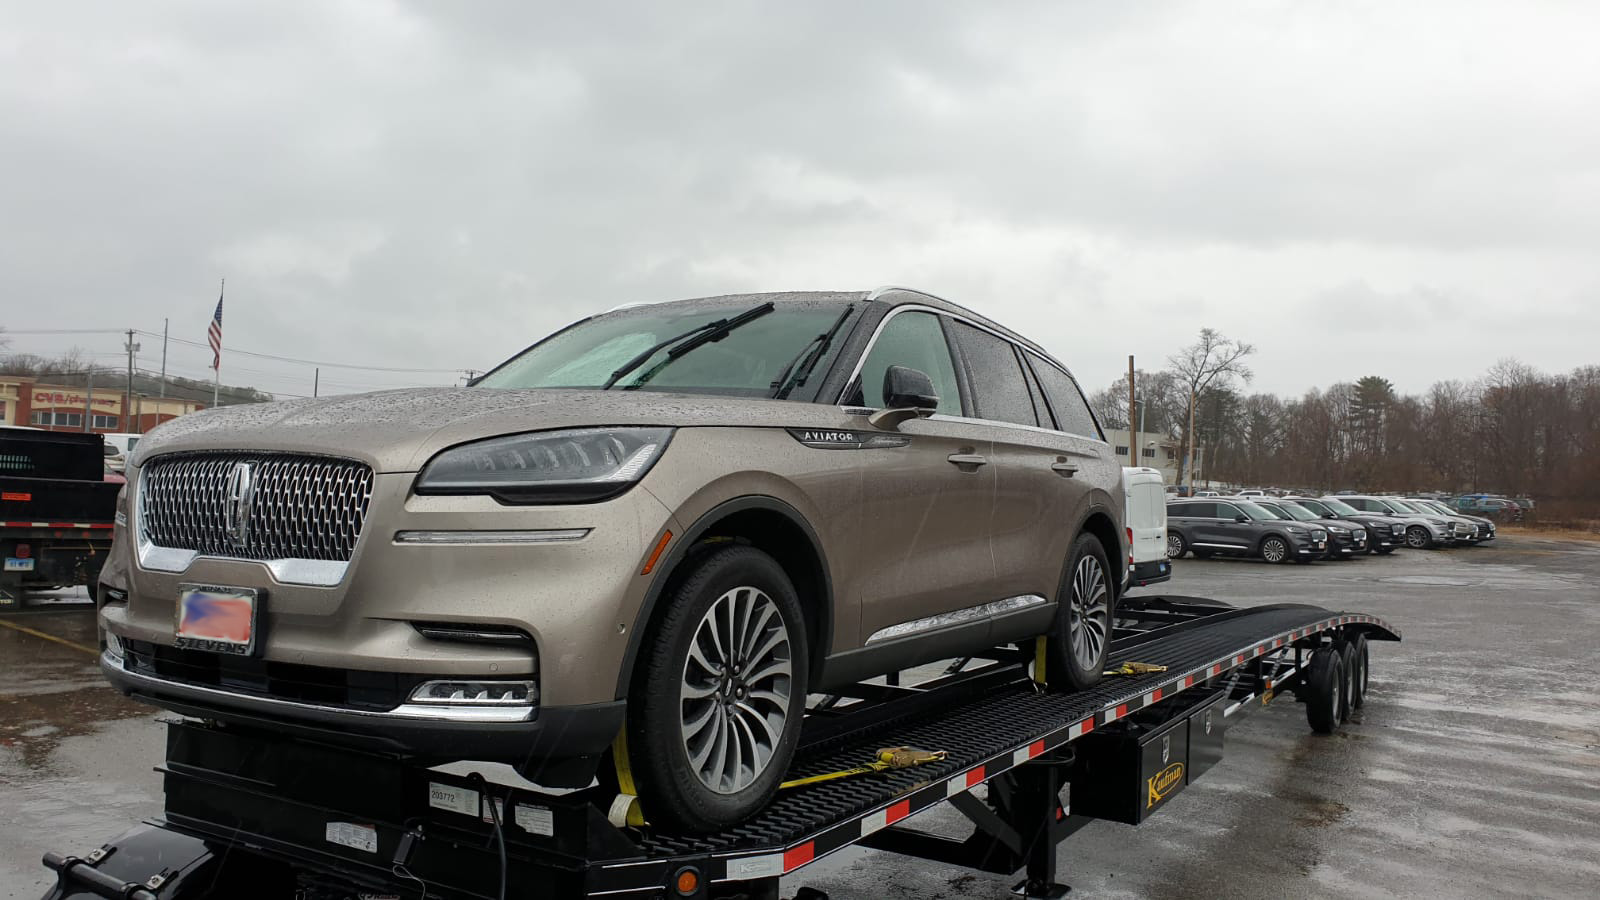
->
628, 545, 808, 834
1046, 534, 1114, 692
1405, 526, 1431, 549
1260, 535, 1290, 564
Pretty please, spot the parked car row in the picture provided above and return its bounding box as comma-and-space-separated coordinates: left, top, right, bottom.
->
1166, 492, 1496, 564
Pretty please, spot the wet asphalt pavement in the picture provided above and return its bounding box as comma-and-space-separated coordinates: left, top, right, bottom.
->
3, 538, 1599, 899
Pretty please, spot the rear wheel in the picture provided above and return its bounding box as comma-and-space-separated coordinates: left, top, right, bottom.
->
628, 545, 808, 833
1047, 534, 1114, 692
1260, 535, 1290, 564
1166, 531, 1187, 559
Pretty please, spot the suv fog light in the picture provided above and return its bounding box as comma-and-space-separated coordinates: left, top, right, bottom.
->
103, 631, 125, 662
406, 680, 537, 707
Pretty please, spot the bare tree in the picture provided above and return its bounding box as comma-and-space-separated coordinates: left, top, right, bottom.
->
1168, 329, 1255, 486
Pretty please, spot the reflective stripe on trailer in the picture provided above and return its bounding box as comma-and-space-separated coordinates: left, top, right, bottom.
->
709, 610, 1398, 887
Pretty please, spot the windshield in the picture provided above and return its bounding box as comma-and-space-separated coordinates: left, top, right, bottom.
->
1317, 498, 1360, 516
1232, 500, 1277, 521
1271, 502, 1318, 521
477, 301, 853, 399
1381, 499, 1420, 515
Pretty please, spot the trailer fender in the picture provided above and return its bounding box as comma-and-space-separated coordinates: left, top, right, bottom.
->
40, 824, 223, 900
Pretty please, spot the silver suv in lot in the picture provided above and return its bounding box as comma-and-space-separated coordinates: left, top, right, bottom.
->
96, 287, 1123, 833
1333, 495, 1455, 548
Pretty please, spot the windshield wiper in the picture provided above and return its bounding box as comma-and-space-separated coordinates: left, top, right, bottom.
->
770, 305, 854, 400
602, 301, 775, 390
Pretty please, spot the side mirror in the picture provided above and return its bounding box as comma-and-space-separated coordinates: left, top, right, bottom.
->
868, 366, 939, 430
1235, 514, 1249, 523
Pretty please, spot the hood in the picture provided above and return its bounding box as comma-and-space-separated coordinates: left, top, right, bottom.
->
130, 387, 830, 473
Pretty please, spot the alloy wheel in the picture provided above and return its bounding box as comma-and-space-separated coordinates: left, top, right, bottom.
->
1166, 534, 1183, 558
680, 586, 794, 795
1406, 527, 1429, 549
1262, 537, 1288, 563
1069, 555, 1110, 672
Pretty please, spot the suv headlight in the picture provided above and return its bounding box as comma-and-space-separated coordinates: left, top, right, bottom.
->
1327, 525, 1348, 534
416, 427, 674, 504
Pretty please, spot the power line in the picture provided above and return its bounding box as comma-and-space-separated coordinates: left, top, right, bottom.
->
134, 330, 469, 374
0, 328, 127, 335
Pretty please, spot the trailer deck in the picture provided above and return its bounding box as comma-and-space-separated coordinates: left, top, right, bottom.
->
40, 597, 1398, 900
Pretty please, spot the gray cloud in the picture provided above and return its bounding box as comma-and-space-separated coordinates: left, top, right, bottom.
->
2, 1, 1596, 399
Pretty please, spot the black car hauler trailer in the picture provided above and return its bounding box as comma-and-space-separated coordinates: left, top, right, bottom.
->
40, 597, 1398, 900
0, 428, 120, 609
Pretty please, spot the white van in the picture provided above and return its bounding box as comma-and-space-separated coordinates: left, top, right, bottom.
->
1122, 466, 1171, 588
100, 433, 143, 473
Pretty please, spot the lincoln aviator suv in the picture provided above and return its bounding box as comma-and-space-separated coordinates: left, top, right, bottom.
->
96, 287, 1123, 833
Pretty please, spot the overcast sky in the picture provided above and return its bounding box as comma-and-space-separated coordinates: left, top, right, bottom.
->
3, 1, 1597, 400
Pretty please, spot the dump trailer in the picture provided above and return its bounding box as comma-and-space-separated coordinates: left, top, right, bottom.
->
0, 428, 120, 608
40, 596, 1398, 899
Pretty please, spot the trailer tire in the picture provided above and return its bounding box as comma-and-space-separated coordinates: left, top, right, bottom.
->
1350, 634, 1370, 709
1337, 641, 1357, 723
1304, 647, 1343, 734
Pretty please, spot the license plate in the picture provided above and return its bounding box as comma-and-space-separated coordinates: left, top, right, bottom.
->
4, 557, 34, 572
175, 585, 258, 656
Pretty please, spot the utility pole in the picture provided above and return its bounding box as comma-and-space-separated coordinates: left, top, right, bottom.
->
124, 330, 140, 434
82, 367, 94, 432
1126, 356, 1136, 441
1184, 390, 1197, 489
159, 317, 169, 398
313, 368, 320, 398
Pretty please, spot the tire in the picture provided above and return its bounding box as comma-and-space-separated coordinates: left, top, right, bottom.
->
1350, 634, 1370, 709
1405, 526, 1430, 549
1337, 641, 1357, 723
1260, 535, 1290, 564
1304, 647, 1344, 735
627, 545, 808, 833
1375, 546, 1395, 555
1046, 534, 1114, 693
1166, 531, 1187, 560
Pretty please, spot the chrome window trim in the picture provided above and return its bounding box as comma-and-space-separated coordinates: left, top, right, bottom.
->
836, 303, 1104, 442
104, 651, 535, 723
865, 594, 1048, 644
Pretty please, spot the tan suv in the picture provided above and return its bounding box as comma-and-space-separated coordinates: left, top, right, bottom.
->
96, 287, 1124, 832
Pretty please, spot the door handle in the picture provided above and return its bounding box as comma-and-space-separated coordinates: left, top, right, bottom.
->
947, 453, 987, 469
1050, 462, 1079, 477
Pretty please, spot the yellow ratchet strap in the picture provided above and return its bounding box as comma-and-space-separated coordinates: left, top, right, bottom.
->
780, 746, 948, 790
607, 729, 649, 828
1104, 661, 1168, 677
1033, 635, 1049, 685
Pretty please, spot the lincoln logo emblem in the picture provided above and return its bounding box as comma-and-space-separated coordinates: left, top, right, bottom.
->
223, 461, 256, 547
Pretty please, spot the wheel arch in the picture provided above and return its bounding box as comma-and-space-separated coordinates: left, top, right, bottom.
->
1074, 505, 1124, 603
614, 495, 833, 700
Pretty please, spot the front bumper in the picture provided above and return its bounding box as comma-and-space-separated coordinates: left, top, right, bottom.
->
1291, 536, 1328, 557
101, 649, 624, 785
1323, 530, 1367, 557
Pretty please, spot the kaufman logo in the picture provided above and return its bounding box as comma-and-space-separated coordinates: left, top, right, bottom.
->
223, 461, 256, 548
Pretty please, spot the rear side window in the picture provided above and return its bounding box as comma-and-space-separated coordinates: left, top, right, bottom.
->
948, 322, 1039, 428
852, 311, 961, 414
1028, 357, 1101, 439
1174, 501, 1214, 518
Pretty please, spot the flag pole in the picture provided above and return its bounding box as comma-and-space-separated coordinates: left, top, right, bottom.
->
213, 278, 224, 408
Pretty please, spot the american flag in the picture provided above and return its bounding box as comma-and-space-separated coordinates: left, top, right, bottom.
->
207, 282, 224, 371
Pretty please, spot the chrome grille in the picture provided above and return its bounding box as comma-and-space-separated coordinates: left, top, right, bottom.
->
139, 453, 374, 562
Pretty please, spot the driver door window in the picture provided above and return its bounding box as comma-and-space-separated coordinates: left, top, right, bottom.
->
852, 312, 961, 414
